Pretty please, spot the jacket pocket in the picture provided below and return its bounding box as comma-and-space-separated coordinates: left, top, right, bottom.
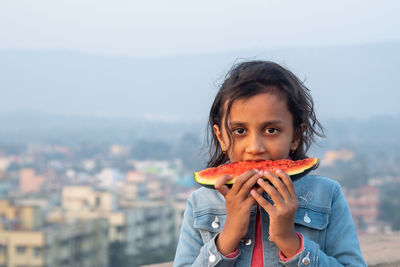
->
193, 210, 226, 243
294, 206, 329, 245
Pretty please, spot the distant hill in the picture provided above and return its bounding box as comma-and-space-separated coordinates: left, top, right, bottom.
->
1, 42, 399, 121
0, 112, 202, 146
0, 112, 399, 174
0, 112, 399, 152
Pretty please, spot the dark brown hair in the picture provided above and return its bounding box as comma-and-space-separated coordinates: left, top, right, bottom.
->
207, 60, 324, 167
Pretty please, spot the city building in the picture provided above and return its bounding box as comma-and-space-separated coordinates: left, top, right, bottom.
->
346, 185, 382, 233
55, 185, 179, 264
0, 199, 43, 231
0, 200, 108, 267
322, 149, 354, 166
121, 171, 148, 201
96, 168, 124, 189
19, 169, 45, 194
120, 200, 177, 265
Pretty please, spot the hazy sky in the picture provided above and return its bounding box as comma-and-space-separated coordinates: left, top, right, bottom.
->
1, 0, 399, 121
1, 0, 399, 56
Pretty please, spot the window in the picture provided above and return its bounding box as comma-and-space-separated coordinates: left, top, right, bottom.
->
16, 246, 26, 254
95, 196, 101, 206
60, 239, 69, 246
116, 226, 125, 233
33, 247, 42, 257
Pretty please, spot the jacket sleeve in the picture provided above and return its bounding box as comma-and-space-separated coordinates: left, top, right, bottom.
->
173, 194, 239, 267
280, 183, 366, 267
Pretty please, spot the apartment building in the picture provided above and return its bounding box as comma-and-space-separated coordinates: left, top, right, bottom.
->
56, 185, 178, 264
0, 200, 108, 267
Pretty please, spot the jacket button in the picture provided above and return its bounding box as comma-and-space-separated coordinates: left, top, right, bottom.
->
302, 252, 311, 265
211, 221, 219, 229
244, 238, 252, 246
209, 254, 216, 263
303, 212, 311, 224
211, 216, 220, 229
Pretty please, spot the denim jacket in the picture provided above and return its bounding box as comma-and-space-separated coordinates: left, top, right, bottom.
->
174, 175, 366, 267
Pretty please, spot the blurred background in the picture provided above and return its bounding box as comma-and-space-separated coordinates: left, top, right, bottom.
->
1, 0, 399, 266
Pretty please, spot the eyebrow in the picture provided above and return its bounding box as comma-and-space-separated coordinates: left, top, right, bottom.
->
228, 120, 283, 127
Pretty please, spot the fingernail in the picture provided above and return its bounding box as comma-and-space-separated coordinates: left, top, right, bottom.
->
257, 178, 263, 183
258, 170, 263, 176
276, 169, 283, 173
263, 170, 270, 175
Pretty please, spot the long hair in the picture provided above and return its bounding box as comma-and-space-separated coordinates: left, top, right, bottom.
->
206, 60, 324, 167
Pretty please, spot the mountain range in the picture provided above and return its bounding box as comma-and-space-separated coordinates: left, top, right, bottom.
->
1, 42, 399, 121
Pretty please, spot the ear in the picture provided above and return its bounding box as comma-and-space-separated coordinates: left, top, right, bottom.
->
291, 123, 306, 152
213, 124, 227, 152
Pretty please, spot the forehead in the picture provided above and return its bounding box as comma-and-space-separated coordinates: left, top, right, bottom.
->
227, 92, 293, 123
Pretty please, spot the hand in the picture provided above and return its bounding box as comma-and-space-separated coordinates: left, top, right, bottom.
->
250, 169, 300, 258
214, 169, 265, 255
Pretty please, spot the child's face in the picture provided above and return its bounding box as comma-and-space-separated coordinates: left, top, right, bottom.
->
213, 92, 300, 162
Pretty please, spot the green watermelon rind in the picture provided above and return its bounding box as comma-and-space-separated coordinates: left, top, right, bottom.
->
194, 158, 319, 189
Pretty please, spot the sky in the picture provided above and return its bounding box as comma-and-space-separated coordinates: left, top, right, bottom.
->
0, 0, 399, 122
1, 0, 400, 57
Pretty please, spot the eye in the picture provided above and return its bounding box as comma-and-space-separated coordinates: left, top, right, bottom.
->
232, 128, 246, 135
265, 128, 279, 135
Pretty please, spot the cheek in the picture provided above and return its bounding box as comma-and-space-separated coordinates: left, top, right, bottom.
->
270, 138, 292, 156
226, 141, 243, 161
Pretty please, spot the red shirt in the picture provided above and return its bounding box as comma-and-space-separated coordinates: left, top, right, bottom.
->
223, 206, 303, 265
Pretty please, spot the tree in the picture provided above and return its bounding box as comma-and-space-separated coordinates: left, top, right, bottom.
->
379, 183, 400, 230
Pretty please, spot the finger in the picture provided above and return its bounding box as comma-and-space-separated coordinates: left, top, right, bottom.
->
255, 185, 264, 195
262, 170, 291, 201
230, 169, 259, 194
257, 177, 284, 205
250, 188, 274, 213
243, 191, 257, 207
275, 169, 297, 199
237, 170, 264, 198
248, 185, 267, 205
214, 175, 232, 196
247, 184, 264, 201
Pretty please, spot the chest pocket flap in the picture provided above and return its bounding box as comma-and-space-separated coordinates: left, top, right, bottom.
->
295, 206, 329, 230
193, 210, 226, 233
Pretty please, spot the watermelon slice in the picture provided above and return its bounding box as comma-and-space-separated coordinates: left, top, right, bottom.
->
194, 158, 319, 189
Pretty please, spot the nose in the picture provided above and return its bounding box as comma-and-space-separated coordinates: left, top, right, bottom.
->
245, 133, 266, 155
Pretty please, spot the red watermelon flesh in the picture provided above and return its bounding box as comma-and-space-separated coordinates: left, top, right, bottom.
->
194, 158, 319, 188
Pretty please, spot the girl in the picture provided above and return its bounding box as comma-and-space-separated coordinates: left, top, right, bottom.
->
174, 61, 366, 266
